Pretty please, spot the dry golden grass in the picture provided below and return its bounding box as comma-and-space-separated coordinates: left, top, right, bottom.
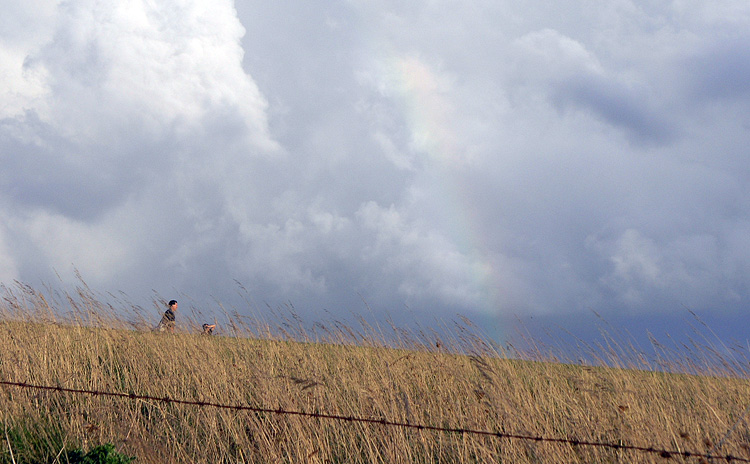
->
1, 281, 750, 463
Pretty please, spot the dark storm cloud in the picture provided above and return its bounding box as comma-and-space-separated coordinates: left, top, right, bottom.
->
686, 34, 750, 101
552, 75, 674, 145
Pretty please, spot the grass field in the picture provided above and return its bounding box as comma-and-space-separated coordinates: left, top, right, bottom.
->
1, 281, 749, 463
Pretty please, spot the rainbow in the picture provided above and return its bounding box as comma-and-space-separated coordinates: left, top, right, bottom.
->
376, 55, 509, 320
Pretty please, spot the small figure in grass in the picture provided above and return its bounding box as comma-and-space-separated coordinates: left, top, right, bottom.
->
201, 323, 216, 335
156, 300, 178, 333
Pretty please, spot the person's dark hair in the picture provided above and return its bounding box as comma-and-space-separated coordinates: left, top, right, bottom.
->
168, 300, 177, 307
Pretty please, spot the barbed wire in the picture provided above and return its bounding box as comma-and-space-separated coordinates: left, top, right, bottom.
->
1, 379, 748, 462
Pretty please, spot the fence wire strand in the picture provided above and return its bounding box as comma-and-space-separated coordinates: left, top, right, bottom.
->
1, 379, 748, 462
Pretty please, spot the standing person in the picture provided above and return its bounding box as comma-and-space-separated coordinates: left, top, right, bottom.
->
156, 300, 178, 333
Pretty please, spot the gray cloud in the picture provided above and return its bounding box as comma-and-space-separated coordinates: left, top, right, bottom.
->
1, 0, 750, 333
552, 75, 674, 145
687, 35, 750, 101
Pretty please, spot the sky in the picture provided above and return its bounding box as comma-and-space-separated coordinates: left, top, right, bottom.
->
1, 0, 750, 348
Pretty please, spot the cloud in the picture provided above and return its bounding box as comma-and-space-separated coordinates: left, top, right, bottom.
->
0, 0, 56, 120
236, 0, 750, 318
37, 0, 274, 143
588, 227, 738, 310
0, 0, 279, 288
511, 28, 673, 145
0, 220, 19, 285
356, 201, 491, 307
685, 34, 750, 101
2, 0, 277, 207
2, 0, 750, 329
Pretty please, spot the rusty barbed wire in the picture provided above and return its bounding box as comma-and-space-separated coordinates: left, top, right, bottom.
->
1, 379, 748, 462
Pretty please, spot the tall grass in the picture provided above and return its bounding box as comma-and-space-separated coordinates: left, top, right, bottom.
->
1, 280, 749, 463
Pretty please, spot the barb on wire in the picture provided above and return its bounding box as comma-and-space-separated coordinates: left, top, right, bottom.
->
1, 379, 749, 462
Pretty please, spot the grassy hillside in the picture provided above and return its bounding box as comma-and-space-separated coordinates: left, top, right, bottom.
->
1, 282, 749, 463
